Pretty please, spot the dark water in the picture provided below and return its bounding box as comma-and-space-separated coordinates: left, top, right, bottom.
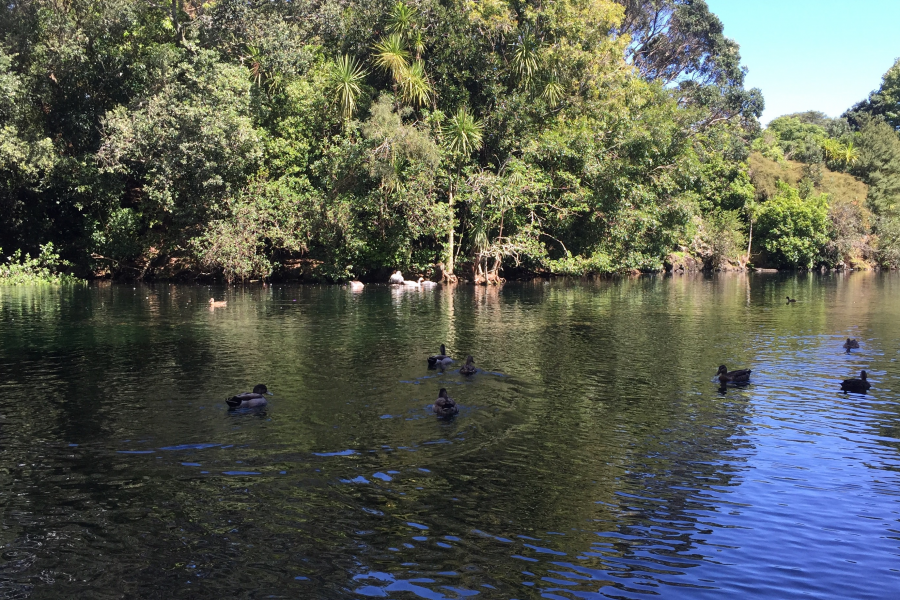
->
1, 274, 899, 599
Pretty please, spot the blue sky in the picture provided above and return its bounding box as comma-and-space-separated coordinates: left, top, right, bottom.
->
706, 0, 900, 124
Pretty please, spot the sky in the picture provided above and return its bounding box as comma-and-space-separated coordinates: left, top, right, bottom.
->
706, 0, 900, 124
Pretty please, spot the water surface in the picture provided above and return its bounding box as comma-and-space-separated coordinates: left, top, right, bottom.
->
1, 274, 899, 598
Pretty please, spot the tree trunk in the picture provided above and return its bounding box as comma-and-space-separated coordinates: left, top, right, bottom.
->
446, 188, 455, 277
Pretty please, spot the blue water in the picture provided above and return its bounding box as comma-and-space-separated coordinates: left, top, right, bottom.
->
0, 273, 898, 598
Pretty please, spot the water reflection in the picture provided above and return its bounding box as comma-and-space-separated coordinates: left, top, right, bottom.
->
0, 273, 899, 598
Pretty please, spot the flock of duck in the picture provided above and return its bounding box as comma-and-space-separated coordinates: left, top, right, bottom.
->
221, 285, 873, 410
718, 337, 871, 394
226, 343, 477, 415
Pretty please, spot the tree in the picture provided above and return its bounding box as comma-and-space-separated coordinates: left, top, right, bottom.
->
328, 55, 367, 122
845, 58, 900, 131
442, 106, 484, 277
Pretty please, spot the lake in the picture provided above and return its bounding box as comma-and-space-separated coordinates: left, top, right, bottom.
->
1, 273, 899, 599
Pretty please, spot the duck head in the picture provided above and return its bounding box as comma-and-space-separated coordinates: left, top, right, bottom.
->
465, 355, 474, 365
860, 370, 868, 380
440, 344, 447, 355
716, 365, 728, 376
253, 384, 273, 395
438, 388, 449, 399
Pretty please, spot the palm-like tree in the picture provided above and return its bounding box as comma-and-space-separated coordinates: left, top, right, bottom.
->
511, 27, 541, 87
400, 59, 432, 107
388, 0, 418, 37
443, 106, 484, 156
411, 29, 426, 60
842, 142, 860, 166
442, 106, 485, 278
373, 33, 410, 83
329, 54, 367, 121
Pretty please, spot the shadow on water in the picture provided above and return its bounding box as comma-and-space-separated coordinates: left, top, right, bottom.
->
1, 273, 899, 598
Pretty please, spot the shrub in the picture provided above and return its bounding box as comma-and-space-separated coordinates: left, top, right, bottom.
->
0, 243, 82, 284
755, 182, 830, 268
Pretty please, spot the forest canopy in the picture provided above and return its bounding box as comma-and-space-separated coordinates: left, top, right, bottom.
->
0, 0, 895, 281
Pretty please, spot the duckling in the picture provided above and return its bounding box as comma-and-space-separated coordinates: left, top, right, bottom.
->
226, 384, 272, 408
433, 388, 459, 417
349, 280, 364, 291
716, 365, 751, 384
786, 296, 797, 303
389, 270, 404, 284
459, 355, 477, 375
427, 344, 453, 368
209, 298, 227, 308
417, 277, 438, 288
840, 370, 871, 393
843, 338, 860, 351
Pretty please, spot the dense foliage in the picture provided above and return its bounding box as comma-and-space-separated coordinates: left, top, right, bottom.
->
0, 0, 773, 281
749, 58, 900, 270
3, 1, 897, 279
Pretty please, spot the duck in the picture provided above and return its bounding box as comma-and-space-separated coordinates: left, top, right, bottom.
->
417, 277, 438, 288
459, 355, 477, 375
433, 388, 459, 417
349, 280, 364, 291
840, 370, 871, 393
786, 296, 797, 303
402, 278, 420, 287
389, 270, 404, 285
842, 338, 860, 351
427, 344, 453, 367
208, 298, 227, 308
226, 384, 272, 408
716, 365, 751, 384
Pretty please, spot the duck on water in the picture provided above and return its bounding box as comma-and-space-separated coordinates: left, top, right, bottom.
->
226, 384, 273, 408
428, 344, 453, 368
841, 371, 871, 393
433, 388, 459, 417
716, 365, 751, 385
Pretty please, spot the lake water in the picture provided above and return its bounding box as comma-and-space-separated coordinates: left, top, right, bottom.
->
1, 274, 899, 599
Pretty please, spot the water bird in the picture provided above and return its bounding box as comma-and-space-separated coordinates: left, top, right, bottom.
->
208, 298, 227, 308
389, 270, 404, 284
417, 277, 438, 288
226, 384, 273, 408
427, 344, 453, 367
433, 388, 459, 417
840, 370, 871, 393
716, 365, 751, 384
786, 296, 797, 303
349, 280, 364, 290
459, 355, 477, 375
402, 278, 420, 287
843, 338, 860, 351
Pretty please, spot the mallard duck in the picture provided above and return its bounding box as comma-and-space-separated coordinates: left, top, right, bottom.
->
389, 270, 404, 284
843, 338, 860, 350
209, 298, 227, 308
433, 388, 459, 417
840, 370, 871, 393
786, 296, 797, 303
226, 384, 272, 408
716, 365, 751, 384
427, 344, 453, 367
349, 280, 364, 290
417, 277, 438, 288
459, 355, 477, 375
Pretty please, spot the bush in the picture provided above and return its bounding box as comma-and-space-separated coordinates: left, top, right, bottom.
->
755, 182, 830, 268
700, 209, 746, 269
0, 243, 82, 284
